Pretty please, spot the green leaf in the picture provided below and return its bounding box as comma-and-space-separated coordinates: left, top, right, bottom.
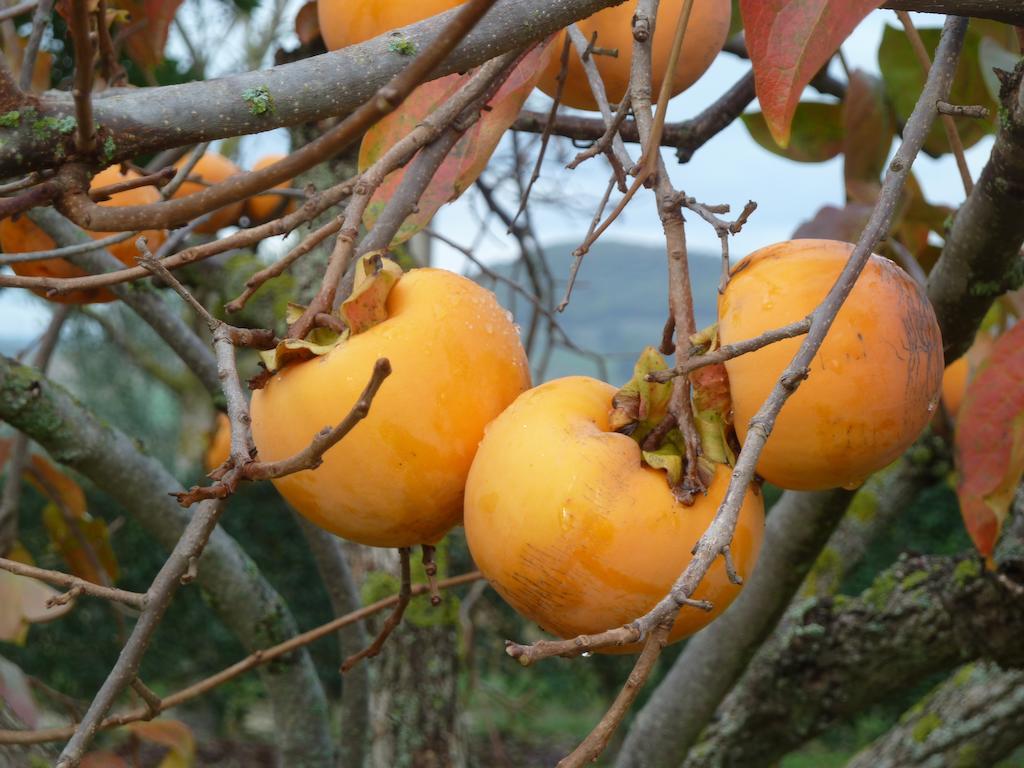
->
878, 23, 997, 156
742, 102, 844, 163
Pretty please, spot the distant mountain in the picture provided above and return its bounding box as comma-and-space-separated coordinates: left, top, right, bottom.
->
479, 240, 723, 385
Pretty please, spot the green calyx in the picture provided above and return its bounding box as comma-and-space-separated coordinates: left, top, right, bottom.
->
258, 252, 403, 374
611, 331, 736, 494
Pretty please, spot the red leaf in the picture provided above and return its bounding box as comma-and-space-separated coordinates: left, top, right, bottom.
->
741, 0, 883, 146
295, 1, 321, 46
359, 39, 555, 247
955, 322, 1024, 557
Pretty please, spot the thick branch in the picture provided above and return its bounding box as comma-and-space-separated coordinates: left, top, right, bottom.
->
927, 61, 1024, 363
0, 0, 630, 177
882, 0, 1024, 23
681, 550, 1024, 768
847, 662, 1024, 768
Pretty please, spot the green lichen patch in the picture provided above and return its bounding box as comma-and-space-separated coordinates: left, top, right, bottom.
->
388, 34, 417, 56
900, 569, 930, 591
911, 712, 942, 742
0, 110, 21, 128
242, 86, 275, 116
863, 570, 897, 611
31, 115, 76, 140
101, 135, 116, 163
969, 280, 1003, 297
953, 558, 981, 586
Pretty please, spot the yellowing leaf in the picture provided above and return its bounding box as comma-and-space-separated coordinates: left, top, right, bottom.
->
111, 0, 185, 71
42, 504, 119, 585
340, 253, 404, 335
125, 719, 195, 768
0, 570, 74, 645
955, 322, 1024, 557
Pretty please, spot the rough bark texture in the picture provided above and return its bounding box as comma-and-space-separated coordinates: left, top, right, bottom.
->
927, 61, 1024, 363
297, 517, 371, 768
882, 0, 1024, 23
349, 545, 465, 768
614, 488, 853, 768
680, 551, 1024, 768
0, 355, 334, 768
800, 442, 942, 598
847, 662, 1024, 768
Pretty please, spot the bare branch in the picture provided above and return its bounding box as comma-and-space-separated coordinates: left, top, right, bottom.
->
0, 557, 146, 609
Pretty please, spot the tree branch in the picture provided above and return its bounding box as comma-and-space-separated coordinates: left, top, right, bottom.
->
927, 61, 1024, 363
847, 662, 1024, 768
0, 0, 632, 177
0, 356, 334, 767
680, 548, 1024, 768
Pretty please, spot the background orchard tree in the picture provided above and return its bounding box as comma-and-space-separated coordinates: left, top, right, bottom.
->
0, 0, 1022, 767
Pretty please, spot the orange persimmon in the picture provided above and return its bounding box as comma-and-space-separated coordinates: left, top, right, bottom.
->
170, 152, 244, 234
718, 239, 944, 491
250, 268, 530, 548
317, 0, 463, 51
0, 165, 167, 304
537, 0, 731, 111
244, 154, 296, 225
464, 376, 764, 651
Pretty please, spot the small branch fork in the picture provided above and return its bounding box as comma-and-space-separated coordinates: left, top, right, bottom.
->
509, 12, 970, 768
0, 557, 146, 609
0, 571, 482, 746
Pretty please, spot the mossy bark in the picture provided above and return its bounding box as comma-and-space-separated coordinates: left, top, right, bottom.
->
680, 551, 1024, 768
0, 355, 334, 768
847, 662, 1024, 768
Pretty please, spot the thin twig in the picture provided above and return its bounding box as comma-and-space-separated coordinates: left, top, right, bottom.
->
0, 0, 36, 23
897, 10, 972, 195
17, 0, 52, 91
647, 318, 813, 382
558, 174, 616, 312
511, 34, 571, 228
69, 0, 96, 155
341, 548, 413, 672
0, 557, 146, 608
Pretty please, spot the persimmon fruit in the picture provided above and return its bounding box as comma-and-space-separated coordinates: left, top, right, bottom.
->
317, 0, 463, 51
244, 154, 296, 225
171, 152, 244, 234
250, 268, 530, 548
537, 0, 731, 112
718, 239, 944, 491
0, 165, 167, 304
464, 376, 764, 651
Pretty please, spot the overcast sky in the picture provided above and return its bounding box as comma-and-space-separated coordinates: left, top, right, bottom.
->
0, 6, 992, 338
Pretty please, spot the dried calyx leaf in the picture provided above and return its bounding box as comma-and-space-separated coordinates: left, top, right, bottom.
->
258, 252, 403, 375
688, 324, 735, 467
612, 342, 737, 494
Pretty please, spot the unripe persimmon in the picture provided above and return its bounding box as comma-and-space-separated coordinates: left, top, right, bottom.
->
537, 0, 731, 112
719, 239, 944, 491
317, 0, 463, 51
244, 154, 296, 225
251, 268, 530, 548
464, 376, 764, 651
171, 153, 244, 234
0, 165, 167, 304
